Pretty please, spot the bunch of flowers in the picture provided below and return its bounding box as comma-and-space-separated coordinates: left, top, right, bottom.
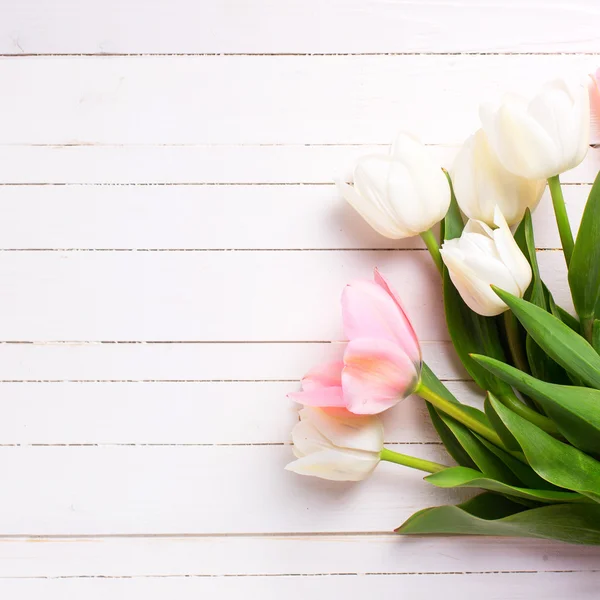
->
286, 73, 600, 545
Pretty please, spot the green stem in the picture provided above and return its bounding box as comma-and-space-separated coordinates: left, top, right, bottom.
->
548, 175, 574, 266
502, 311, 529, 374
380, 447, 447, 473
420, 229, 443, 275
416, 380, 506, 450
497, 392, 561, 437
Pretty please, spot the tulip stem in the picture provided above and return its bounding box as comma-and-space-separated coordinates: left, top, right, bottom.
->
420, 229, 443, 275
380, 448, 447, 473
416, 381, 506, 450
548, 175, 574, 266
502, 311, 530, 374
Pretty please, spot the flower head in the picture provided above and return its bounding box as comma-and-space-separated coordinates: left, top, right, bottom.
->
285, 406, 384, 481
290, 269, 421, 415
440, 207, 532, 316
480, 78, 590, 179
338, 133, 450, 239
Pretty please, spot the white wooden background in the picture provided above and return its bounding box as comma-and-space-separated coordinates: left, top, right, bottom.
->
0, 1, 599, 598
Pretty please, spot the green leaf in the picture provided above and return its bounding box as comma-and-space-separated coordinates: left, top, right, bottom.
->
593, 320, 600, 355
425, 466, 587, 504
425, 403, 477, 469
436, 415, 520, 484
484, 394, 519, 451
548, 292, 580, 334
493, 287, 600, 389
489, 396, 600, 503
441, 173, 464, 241
475, 433, 562, 492
568, 171, 600, 328
396, 493, 600, 545
474, 355, 600, 455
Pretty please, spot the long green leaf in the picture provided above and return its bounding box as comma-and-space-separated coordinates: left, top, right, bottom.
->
396, 493, 600, 545
484, 394, 519, 451
474, 355, 600, 455
568, 171, 600, 334
493, 287, 600, 389
436, 415, 520, 484
425, 466, 588, 504
489, 396, 600, 503
425, 403, 477, 469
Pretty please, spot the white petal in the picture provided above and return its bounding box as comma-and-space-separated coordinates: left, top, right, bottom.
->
291, 418, 333, 458
492, 207, 532, 295
337, 178, 409, 239
300, 406, 384, 453
285, 448, 380, 481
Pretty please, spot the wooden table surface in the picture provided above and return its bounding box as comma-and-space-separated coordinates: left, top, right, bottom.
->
0, 1, 599, 597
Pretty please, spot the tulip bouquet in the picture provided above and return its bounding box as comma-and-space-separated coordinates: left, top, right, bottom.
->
285, 74, 600, 546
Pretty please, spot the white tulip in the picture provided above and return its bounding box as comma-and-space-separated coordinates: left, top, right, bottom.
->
285, 407, 384, 482
338, 133, 451, 239
480, 78, 590, 180
451, 129, 546, 227
440, 207, 532, 317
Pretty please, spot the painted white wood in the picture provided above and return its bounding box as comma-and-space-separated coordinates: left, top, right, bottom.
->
0, 341, 464, 381
0, 250, 568, 341
1, 573, 599, 600
0, 380, 481, 445
0, 56, 597, 145
0, 444, 471, 535
3, 0, 600, 54
0, 535, 597, 577
0, 183, 586, 249
0, 144, 598, 184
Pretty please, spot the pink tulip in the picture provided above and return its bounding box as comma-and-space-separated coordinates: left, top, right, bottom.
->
289, 269, 422, 415
589, 69, 600, 147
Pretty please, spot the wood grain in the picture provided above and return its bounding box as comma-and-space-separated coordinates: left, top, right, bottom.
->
0, 56, 597, 145
2, 0, 600, 54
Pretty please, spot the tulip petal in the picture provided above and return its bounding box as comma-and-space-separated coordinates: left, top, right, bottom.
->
285, 448, 379, 481
290, 418, 331, 458
492, 207, 532, 295
288, 386, 346, 408
373, 268, 421, 364
342, 338, 419, 414
301, 361, 344, 392
299, 406, 384, 453
342, 278, 421, 362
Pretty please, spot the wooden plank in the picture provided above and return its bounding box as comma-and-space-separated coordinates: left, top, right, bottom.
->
0, 145, 597, 184
0, 444, 470, 534
0, 573, 598, 599
0, 251, 569, 341
0, 55, 597, 145
0, 341, 464, 381
0, 535, 598, 577
0, 183, 587, 250
0, 380, 481, 445
3, 0, 600, 54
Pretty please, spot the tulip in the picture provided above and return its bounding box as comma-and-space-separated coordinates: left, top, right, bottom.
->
451, 129, 546, 227
285, 406, 384, 481
589, 69, 600, 147
338, 133, 450, 241
440, 207, 532, 317
289, 269, 421, 415
480, 78, 590, 180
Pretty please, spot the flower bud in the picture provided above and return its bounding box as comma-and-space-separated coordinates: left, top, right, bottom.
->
440, 207, 532, 316
480, 78, 590, 179
451, 129, 545, 226
338, 133, 450, 239
285, 407, 384, 482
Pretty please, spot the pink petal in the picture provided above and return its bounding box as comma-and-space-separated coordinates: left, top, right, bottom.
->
373, 268, 421, 364
342, 338, 420, 415
301, 361, 344, 392
288, 387, 346, 408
